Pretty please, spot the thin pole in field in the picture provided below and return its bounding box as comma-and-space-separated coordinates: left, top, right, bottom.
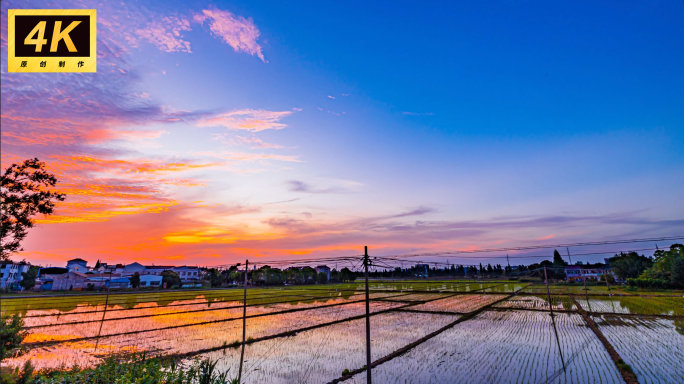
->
364, 246, 372, 384
94, 270, 112, 352
565, 247, 572, 265
544, 266, 566, 373
582, 269, 592, 312
238, 259, 249, 384
603, 265, 617, 313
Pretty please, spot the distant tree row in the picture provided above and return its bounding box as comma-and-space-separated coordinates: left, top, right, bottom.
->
626, 244, 684, 289
200, 265, 355, 288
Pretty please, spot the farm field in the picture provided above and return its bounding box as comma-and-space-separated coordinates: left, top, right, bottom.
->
1, 280, 682, 383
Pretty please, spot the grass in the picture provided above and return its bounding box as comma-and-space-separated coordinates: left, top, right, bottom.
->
0, 354, 236, 384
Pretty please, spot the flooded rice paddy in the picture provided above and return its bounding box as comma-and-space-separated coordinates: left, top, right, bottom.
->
1, 280, 682, 383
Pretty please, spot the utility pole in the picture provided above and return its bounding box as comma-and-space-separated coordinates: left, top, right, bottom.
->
364, 246, 372, 384
544, 266, 566, 373
566, 247, 572, 265
94, 270, 113, 352
238, 259, 249, 384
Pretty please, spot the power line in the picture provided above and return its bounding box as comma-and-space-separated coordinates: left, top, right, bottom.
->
381, 236, 683, 259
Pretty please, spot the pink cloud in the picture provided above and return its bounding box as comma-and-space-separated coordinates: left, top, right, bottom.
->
196, 109, 294, 131
212, 134, 284, 149
136, 16, 192, 53
194, 8, 266, 62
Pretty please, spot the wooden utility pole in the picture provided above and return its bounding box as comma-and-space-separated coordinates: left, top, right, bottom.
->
544, 266, 566, 373
364, 246, 372, 384
565, 247, 572, 265
94, 270, 113, 352
238, 259, 249, 384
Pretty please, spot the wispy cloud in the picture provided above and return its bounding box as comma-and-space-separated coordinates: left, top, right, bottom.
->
196, 109, 294, 132
136, 16, 192, 53
286, 179, 359, 194
194, 8, 266, 62
402, 111, 434, 116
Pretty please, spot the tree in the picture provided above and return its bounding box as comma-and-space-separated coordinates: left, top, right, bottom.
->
550, 249, 568, 279
340, 267, 354, 282
161, 270, 181, 288
130, 272, 141, 288
638, 244, 684, 288
607, 252, 653, 280
552, 250, 567, 266
1, 158, 65, 261
317, 272, 328, 284
204, 268, 222, 287
301, 266, 316, 283
19, 265, 39, 291
1, 314, 26, 360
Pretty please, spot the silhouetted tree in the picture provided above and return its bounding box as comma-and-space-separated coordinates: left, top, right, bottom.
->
317, 272, 328, 284
340, 267, 354, 282
204, 268, 222, 287
19, 265, 38, 291
161, 270, 180, 288
1, 158, 65, 260
130, 272, 141, 288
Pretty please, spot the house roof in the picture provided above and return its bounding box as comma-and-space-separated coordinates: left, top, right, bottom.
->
68, 258, 87, 263
62, 271, 88, 278
38, 267, 68, 276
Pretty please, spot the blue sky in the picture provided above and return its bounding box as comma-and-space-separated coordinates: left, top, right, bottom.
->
2, 0, 683, 266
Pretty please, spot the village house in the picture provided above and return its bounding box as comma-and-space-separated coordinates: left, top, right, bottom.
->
26, 259, 205, 291
36, 267, 68, 290
139, 274, 163, 287
174, 266, 202, 282
1, 262, 30, 290
108, 276, 131, 289
51, 272, 98, 290
66, 258, 89, 273
122, 262, 146, 276
564, 264, 615, 282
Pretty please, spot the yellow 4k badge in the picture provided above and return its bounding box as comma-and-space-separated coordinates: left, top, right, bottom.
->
7, 9, 96, 72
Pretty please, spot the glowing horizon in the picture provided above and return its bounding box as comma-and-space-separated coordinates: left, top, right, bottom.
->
2, 0, 683, 267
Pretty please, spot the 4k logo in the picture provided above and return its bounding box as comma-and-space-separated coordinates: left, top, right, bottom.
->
8, 9, 96, 72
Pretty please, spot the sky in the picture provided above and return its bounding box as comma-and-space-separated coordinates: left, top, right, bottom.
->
2, 0, 683, 268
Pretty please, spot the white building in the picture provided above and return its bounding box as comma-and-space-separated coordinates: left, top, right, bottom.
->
122, 262, 146, 276
174, 266, 202, 282
66, 258, 89, 273
139, 274, 163, 287
143, 265, 175, 276
1, 263, 30, 289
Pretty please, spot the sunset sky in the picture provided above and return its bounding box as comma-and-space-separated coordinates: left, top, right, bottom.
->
2, 0, 683, 268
